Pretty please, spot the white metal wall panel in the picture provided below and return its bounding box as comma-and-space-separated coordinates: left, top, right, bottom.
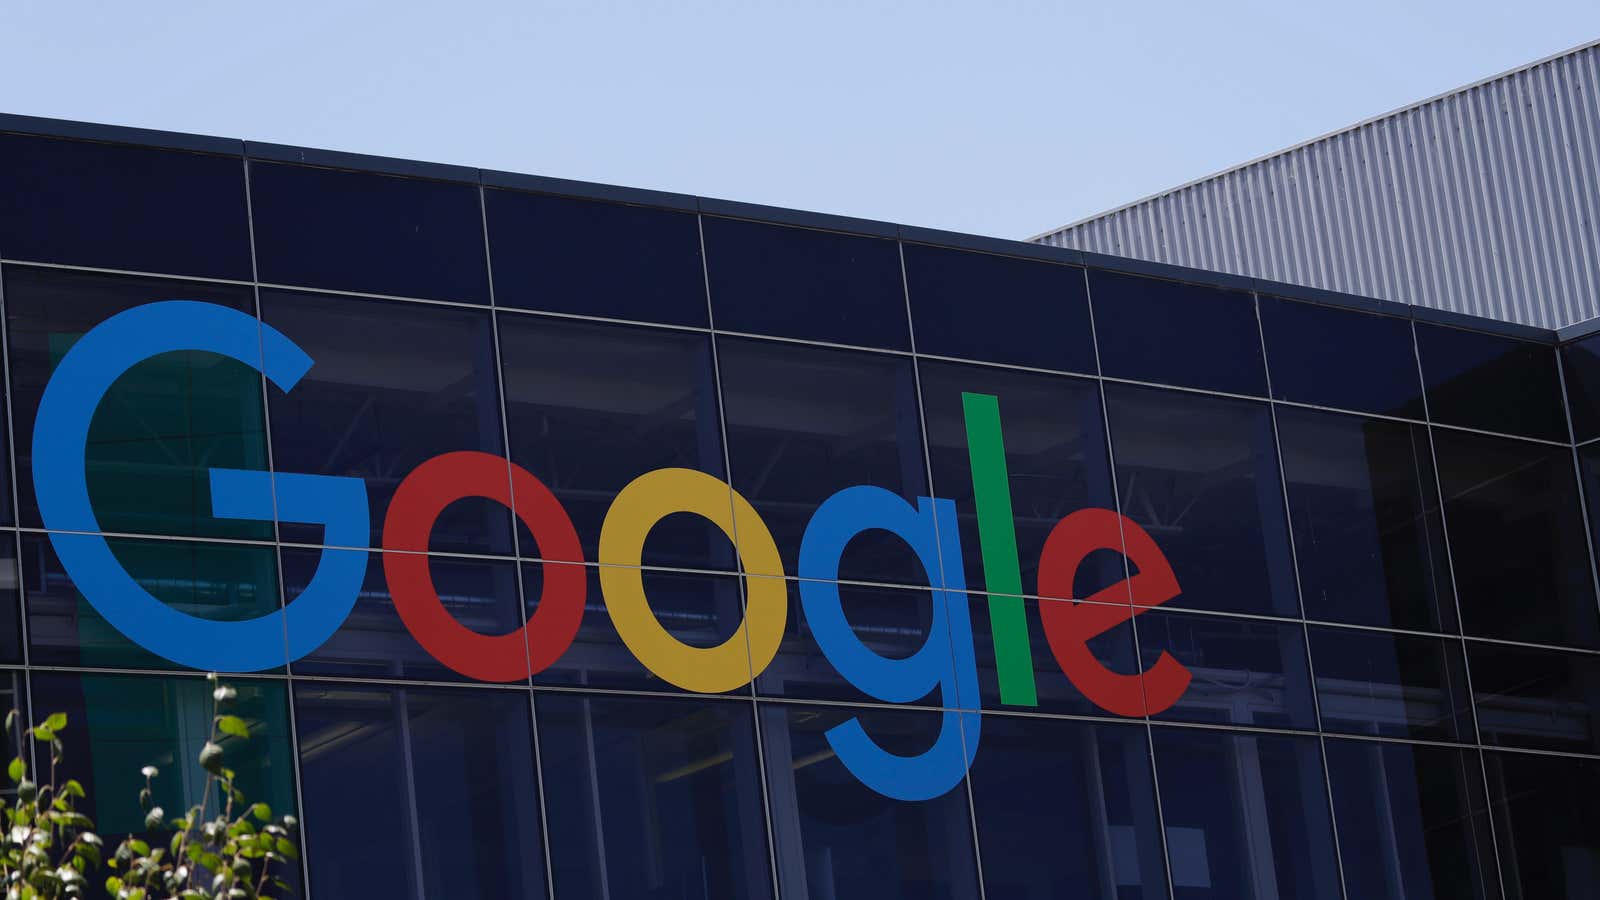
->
1035, 41, 1600, 329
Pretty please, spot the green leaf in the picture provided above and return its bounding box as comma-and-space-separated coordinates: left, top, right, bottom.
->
198, 742, 224, 775
7, 757, 24, 784
62, 779, 84, 799
42, 714, 65, 733
248, 803, 270, 823
128, 839, 150, 857
30, 726, 52, 743
215, 716, 250, 740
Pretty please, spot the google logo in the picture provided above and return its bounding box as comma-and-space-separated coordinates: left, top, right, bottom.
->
32, 301, 1192, 801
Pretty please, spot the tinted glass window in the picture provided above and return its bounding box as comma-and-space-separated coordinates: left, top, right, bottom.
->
1278, 408, 1454, 631
760, 703, 981, 900
537, 693, 773, 900
295, 683, 545, 900
918, 362, 1113, 597
23, 533, 281, 672
0, 133, 252, 279
1308, 626, 1473, 742
702, 218, 909, 349
718, 338, 930, 585
967, 715, 1168, 899
261, 291, 513, 555
1562, 332, 1600, 442
1483, 749, 1600, 900
529, 562, 750, 695
0, 538, 24, 665
903, 244, 1095, 372
1259, 296, 1425, 418
1469, 641, 1600, 755
1416, 323, 1566, 441
30, 672, 298, 870
6, 267, 266, 540
284, 548, 520, 682
1324, 739, 1499, 900
1089, 269, 1266, 395
499, 315, 730, 569
967, 593, 1140, 715
1137, 609, 1317, 729
1103, 385, 1299, 616
485, 190, 709, 326
1434, 429, 1599, 648
1150, 727, 1342, 900
249, 162, 489, 303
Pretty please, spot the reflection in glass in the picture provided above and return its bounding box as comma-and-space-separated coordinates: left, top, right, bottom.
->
284, 548, 520, 682
1324, 739, 1499, 900
23, 533, 281, 671
967, 714, 1169, 899
537, 693, 773, 900
760, 703, 981, 900
1561, 333, 1600, 442
1136, 609, 1317, 729
1104, 384, 1299, 616
1308, 626, 1473, 742
249, 161, 490, 303
1483, 749, 1600, 899
1151, 727, 1342, 900
5, 266, 265, 539
1433, 429, 1599, 648
500, 315, 731, 569
262, 290, 513, 555
1089, 269, 1266, 395
1416, 323, 1566, 441
919, 361, 1115, 597
757, 582, 947, 704
718, 337, 931, 586
1278, 408, 1454, 631
903, 243, 1095, 373
702, 217, 909, 349
967, 593, 1139, 715
1469, 641, 1600, 755
295, 683, 545, 900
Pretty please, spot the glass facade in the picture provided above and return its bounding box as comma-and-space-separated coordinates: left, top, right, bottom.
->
2, 123, 1599, 900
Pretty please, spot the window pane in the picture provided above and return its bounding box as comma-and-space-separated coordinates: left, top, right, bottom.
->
1469, 641, 1600, 755
1278, 408, 1454, 631
261, 290, 513, 555
903, 244, 1095, 373
294, 683, 545, 900
1324, 739, 1499, 900
1089, 270, 1266, 395
702, 218, 909, 350
6, 266, 266, 539
499, 315, 731, 569
23, 533, 282, 672
1434, 429, 1599, 648
30, 671, 298, 889
529, 562, 751, 695
0, 133, 252, 279
1104, 384, 1299, 616
1151, 727, 1341, 900
284, 548, 520, 682
1484, 749, 1600, 899
718, 338, 930, 586
1137, 609, 1317, 729
1308, 626, 1473, 742
918, 361, 1114, 597
1259, 297, 1424, 418
537, 693, 773, 900
0, 538, 25, 665
249, 161, 488, 303
1561, 333, 1600, 443
760, 703, 981, 900
967, 593, 1140, 715
485, 189, 709, 326
967, 715, 1168, 899
1416, 323, 1566, 441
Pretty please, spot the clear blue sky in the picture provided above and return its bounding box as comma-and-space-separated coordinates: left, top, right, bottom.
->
3, 1, 1597, 239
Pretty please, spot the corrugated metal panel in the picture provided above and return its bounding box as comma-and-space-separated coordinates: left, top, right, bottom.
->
1034, 40, 1600, 329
